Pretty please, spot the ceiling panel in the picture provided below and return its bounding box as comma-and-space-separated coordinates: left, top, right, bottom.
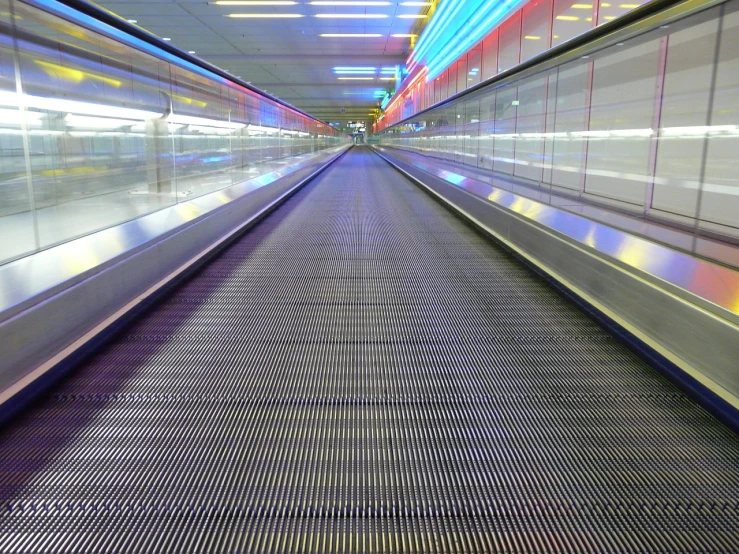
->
92, 0, 432, 124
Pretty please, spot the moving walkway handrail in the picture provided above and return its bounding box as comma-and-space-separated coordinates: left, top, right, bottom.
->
380, 0, 725, 129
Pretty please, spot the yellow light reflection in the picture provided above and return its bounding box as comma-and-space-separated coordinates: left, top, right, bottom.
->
175, 202, 202, 221
487, 190, 504, 203
617, 240, 649, 268
583, 227, 597, 248
64, 246, 99, 274
556, 15, 580, 20
172, 93, 208, 108
35, 60, 121, 88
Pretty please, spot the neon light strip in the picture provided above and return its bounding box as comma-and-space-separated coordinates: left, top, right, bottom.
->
408, 0, 467, 71
420, 0, 486, 64
426, 0, 525, 80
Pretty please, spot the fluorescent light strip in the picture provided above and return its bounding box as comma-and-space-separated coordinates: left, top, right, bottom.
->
169, 114, 245, 129
334, 66, 377, 70
0, 108, 43, 126
310, 1, 391, 4
0, 90, 161, 120
320, 33, 383, 37
214, 1, 298, 4
247, 124, 279, 133
315, 13, 388, 17
400, 2, 432, 5
227, 13, 304, 17
398, 14, 428, 18
337, 77, 375, 80
65, 114, 138, 129
392, 33, 417, 37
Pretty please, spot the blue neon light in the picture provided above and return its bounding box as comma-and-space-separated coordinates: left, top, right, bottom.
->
442, 171, 466, 185
411, 0, 490, 70
421, 0, 487, 65
425, 0, 526, 81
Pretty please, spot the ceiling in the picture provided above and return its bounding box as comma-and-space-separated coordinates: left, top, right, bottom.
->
92, 0, 433, 126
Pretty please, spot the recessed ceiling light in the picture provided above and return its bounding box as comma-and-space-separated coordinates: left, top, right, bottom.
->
320, 33, 383, 37
398, 14, 427, 18
127, 19, 137, 23
337, 77, 375, 80
213, 1, 297, 4
188, 50, 196, 54
391, 33, 417, 37
316, 13, 388, 18
228, 13, 304, 17
379, 77, 397, 80
310, 1, 391, 5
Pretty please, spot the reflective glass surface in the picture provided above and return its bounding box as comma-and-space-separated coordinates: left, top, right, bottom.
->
0, 0, 342, 265
376, 0, 739, 246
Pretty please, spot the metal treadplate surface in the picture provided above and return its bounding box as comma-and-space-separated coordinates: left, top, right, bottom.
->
0, 148, 737, 552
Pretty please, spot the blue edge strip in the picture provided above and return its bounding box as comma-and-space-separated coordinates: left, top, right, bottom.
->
377, 152, 739, 436
0, 148, 352, 429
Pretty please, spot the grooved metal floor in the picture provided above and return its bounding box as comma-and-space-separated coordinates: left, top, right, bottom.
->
1, 148, 738, 553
